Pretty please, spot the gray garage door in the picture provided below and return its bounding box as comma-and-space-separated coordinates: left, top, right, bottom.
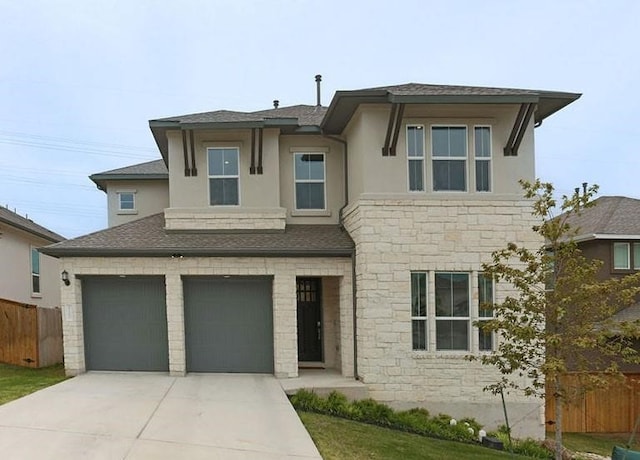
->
82, 276, 169, 371
183, 276, 273, 373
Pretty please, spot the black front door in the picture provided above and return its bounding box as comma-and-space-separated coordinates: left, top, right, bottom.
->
297, 278, 322, 362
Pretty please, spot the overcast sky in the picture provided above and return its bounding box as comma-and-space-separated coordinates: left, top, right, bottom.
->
1, 0, 638, 238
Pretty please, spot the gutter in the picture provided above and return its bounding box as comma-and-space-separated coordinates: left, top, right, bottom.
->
322, 133, 359, 381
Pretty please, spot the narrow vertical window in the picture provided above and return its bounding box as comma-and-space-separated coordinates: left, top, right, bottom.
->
432, 126, 467, 191
294, 153, 325, 210
435, 272, 469, 350
411, 272, 427, 350
208, 147, 239, 205
475, 126, 491, 192
633, 243, 640, 270
31, 248, 40, 294
407, 126, 425, 191
613, 242, 630, 270
478, 274, 494, 351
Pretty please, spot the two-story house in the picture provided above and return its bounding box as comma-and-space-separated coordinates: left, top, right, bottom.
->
43, 81, 580, 437
0, 206, 64, 307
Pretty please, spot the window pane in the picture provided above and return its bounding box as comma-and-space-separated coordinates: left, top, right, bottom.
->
614, 243, 630, 269
407, 126, 424, 158
435, 273, 469, 317
432, 127, 450, 157
634, 244, 640, 270
449, 127, 467, 157
295, 154, 324, 180
478, 322, 493, 351
408, 159, 424, 191
433, 160, 466, 191
475, 160, 490, 192
478, 274, 493, 317
475, 127, 491, 158
119, 193, 134, 210
208, 149, 224, 176
223, 149, 238, 175
209, 178, 238, 205
31, 248, 40, 274
32, 274, 40, 294
436, 320, 469, 350
412, 320, 426, 350
296, 183, 325, 209
411, 272, 426, 317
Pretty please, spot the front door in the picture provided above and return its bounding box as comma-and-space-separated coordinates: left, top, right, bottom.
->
296, 278, 322, 362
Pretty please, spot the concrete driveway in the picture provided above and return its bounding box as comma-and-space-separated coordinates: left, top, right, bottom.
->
0, 373, 322, 459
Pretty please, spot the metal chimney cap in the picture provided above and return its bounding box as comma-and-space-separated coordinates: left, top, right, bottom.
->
315, 74, 322, 82
273, 100, 279, 109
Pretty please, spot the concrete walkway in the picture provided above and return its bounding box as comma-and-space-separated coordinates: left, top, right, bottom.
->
0, 373, 322, 459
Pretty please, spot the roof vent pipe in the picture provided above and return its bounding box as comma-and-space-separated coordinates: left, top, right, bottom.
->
273, 100, 279, 109
315, 74, 322, 106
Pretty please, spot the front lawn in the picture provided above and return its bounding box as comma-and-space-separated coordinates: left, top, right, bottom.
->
299, 411, 533, 459
0, 363, 68, 405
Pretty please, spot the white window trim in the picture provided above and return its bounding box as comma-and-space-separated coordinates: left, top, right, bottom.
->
30, 246, 41, 296
613, 242, 631, 270
411, 271, 428, 351
434, 271, 471, 352
293, 152, 327, 211
116, 190, 137, 214
406, 125, 425, 193
474, 125, 492, 193
207, 146, 241, 207
430, 125, 468, 193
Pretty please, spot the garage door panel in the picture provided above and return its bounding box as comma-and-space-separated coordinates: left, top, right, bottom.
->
82, 276, 168, 371
183, 277, 273, 373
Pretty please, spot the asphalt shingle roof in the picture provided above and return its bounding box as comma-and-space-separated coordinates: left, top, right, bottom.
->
564, 196, 640, 238
0, 206, 65, 243
360, 83, 542, 97
41, 213, 354, 257
93, 159, 168, 176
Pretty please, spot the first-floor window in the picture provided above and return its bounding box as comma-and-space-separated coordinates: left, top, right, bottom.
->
31, 248, 40, 294
477, 273, 494, 351
411, 272, 427, 350
208, 147, 239, 205
294, 153, 325, 210
435, 272, 469, 350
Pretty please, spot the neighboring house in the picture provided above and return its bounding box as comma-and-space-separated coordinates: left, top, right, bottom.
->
0, 206, 64, 307
42, 82, 580, 437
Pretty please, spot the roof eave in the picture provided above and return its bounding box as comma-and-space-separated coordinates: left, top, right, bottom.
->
0, 216, 64, 244
40, 247, 353, 258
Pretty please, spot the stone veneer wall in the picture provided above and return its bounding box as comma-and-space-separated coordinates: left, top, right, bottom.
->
60, 256, 353, 380
164, 207, 287, 231
342, 197, 544, 438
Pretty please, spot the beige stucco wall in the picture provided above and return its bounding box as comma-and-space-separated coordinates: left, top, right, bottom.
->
343, 104, 535, 201
0, 225, 60, 308
106, 179, 169, 227
59, 256, 353, 380
279, 135, 345, 225
343, 198, 544, 438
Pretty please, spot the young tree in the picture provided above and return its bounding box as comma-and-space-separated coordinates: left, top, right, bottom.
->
474, 179, 640, 460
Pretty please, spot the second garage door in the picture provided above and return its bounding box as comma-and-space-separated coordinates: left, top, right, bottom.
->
183, 276, 274, 373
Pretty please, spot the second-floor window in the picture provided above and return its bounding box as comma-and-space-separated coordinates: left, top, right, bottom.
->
407, 125, 425, 191
118, 192, 135, 211
613, 242, 640, 270
474, 126, 491, 192
208, 147, 239, 206
432, 126, 467, 192
31, 247, 40, 295
294, 153, 325, 210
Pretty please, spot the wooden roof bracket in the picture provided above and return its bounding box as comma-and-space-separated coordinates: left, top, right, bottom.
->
189, 129, 197, 176
504, 103, 535, 156
389, 103, 405, 156
382, 103, 398, 156
257, 128, 264, 174
181, 130, 191, 176
250, 128, 257, 174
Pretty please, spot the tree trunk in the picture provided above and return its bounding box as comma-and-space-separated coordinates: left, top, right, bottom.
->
554, 375, 563, 460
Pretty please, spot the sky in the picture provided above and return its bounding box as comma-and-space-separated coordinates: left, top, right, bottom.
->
1, 0, 639, 239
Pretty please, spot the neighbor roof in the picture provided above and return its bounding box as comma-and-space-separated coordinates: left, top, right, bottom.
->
0, 206, 65, 243
321, 83, 581, 134
41, 213, 354, 258
90, 159, 168, 191
563, 196, 640, 241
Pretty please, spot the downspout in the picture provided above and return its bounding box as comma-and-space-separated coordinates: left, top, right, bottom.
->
323, 133, 359, 380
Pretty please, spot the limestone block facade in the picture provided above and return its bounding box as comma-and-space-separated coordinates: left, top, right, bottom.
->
343, 197, 543, 438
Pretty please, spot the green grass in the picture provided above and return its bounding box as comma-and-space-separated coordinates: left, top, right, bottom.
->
558, 432, 638, 457
299, 411, 533, 459
0, 363, 68, 405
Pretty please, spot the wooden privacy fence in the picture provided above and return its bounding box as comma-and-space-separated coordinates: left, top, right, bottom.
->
0, 297, 63, 368
546, 373, 640, 433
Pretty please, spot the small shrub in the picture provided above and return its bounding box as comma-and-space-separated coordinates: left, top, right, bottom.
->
325, 391, 351, 417
289, 389, 324, 412
351, 398, 394, 426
